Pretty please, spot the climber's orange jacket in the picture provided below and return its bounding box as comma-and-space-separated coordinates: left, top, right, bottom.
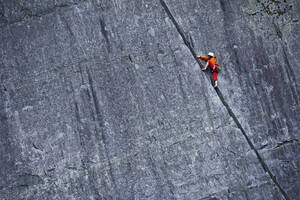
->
199, 56, 219, 72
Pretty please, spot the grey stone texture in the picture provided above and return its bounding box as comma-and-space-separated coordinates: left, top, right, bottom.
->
162, 0, 300, 199
0, 0, 299, 199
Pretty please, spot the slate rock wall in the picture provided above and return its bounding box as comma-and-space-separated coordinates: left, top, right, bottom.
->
0, 0, 299, 199
161, 1, 300, 199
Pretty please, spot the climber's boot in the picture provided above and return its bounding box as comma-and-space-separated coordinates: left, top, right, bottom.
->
214, 80, 218, 88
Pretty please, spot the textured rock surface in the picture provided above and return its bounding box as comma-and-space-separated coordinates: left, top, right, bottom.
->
163, 0, 300, 199
0, 0, 299, 200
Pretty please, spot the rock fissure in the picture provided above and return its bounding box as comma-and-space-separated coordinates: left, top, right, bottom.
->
274, 138, 299, 149
86, 67, 119, 199
159, 0, 291, 199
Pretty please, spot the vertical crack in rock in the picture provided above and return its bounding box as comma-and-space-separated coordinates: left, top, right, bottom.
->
99, 16, 110, 52
282, 46, 300, 105
86, 67, 119, 199
69, 81, 88, 168
159, 0, 291, 199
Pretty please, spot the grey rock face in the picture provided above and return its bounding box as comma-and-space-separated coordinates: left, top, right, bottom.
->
161, 0, 300, 199
0, 0, 299, 200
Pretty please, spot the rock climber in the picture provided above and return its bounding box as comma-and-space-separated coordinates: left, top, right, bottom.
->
197, 52, 219, 88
